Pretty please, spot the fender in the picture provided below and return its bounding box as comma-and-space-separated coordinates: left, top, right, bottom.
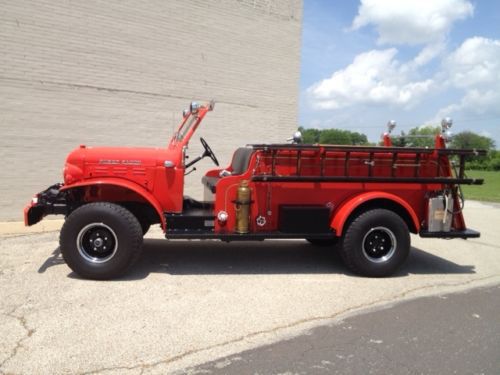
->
61, 178, 167, 230
331, 191, 420, 236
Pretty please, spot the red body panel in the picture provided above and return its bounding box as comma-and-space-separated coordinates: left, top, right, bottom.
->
60, 178, 167, 229
211, 149, 449, 234
58, 104, 215, 219
331, 191, 420, 235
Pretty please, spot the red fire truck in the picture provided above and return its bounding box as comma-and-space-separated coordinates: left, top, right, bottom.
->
24, 101, 485, 279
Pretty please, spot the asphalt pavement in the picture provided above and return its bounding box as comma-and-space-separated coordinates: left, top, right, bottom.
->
1, 200, 500, 374
189, 285, 500, 374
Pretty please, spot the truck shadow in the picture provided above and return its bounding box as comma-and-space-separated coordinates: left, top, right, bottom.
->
40, 240, 475, 279
118, 239, 475, 280
38, 246, 65, 273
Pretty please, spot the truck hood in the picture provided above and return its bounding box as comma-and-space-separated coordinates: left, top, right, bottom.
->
77, 146, 166, 167
64, 145, 176, 185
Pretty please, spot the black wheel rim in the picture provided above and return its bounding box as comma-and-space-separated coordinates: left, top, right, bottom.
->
362, 226, 397, 263
76, 223, 118, 263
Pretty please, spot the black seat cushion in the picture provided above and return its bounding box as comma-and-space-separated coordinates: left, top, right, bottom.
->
231, 147, 253, 175
201, 147, 254, 193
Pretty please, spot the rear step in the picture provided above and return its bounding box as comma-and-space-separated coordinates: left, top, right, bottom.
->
419, 229, 480, 239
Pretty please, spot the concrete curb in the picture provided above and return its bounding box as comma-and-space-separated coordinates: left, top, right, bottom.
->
0, 220, 63, 235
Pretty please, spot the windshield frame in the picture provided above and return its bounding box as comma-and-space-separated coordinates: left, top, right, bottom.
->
168, 102, 214, 149
174, 115, 197, 142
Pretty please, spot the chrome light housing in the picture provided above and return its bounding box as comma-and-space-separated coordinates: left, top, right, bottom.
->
190, 101, 200, 114
441, 117, 453, 132
217, 210, 228, 223
287, 131, 303, 144
387, 120, 396, 134
293, 131, 303, 144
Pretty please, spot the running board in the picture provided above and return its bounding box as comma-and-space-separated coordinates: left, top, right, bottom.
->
419, 229, 480, 239
165, 231, 336, 242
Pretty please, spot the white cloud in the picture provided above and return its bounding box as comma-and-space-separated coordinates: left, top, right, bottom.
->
307, 48, 433, 110
412, 41, 446, 67
433, 90, 500, 122
444, 37, 500, 88
307, 2, 477, 112
351, 0, 474, 45
431, 37, 500, 122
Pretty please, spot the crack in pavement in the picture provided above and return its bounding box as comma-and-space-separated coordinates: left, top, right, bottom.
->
76, 275, 500, 375
0, 306, 36, 374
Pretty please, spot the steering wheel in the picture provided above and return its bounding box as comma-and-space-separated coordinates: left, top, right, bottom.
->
200, 137, 219, 166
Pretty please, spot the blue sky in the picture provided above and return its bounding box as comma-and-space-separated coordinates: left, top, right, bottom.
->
299, 0, 500, 146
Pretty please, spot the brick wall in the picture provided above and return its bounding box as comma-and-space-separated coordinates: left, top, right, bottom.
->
0, 0, 302, 221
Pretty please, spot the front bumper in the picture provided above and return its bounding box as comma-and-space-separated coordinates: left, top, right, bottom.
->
24, 183, 67, 226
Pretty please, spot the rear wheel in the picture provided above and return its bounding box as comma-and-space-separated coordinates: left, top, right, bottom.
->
339, 209, 410, 277
60, 202, 143, 280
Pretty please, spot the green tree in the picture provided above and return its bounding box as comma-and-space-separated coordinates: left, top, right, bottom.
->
298, 127, 369, 145
388, 126, 440, 147
406, 126, 441, 147
298, 127, 321, 144
451, 131, 496, 167
451, 131, 495, 150
489, 151, 500, 170
350, 131, 369, 145
319, 129, 352, 145
391, 130, 408, 147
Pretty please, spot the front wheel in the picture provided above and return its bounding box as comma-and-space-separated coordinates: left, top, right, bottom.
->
339, 209, 410, 277
60, 202, 143, 280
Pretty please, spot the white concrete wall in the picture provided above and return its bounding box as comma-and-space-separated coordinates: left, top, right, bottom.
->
0, 0, 302, 221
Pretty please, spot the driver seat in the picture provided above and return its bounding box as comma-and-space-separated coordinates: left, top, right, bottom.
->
201, 147, 253, 193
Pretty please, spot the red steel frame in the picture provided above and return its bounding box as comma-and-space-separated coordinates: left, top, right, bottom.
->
208, 140, 481, 236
